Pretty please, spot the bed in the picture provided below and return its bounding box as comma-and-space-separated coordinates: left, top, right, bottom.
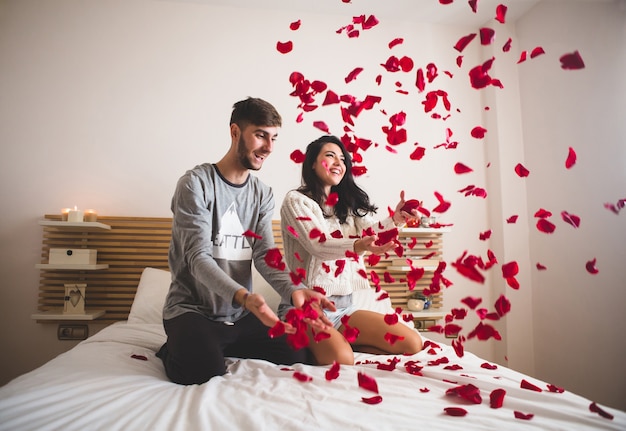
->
1, 267, 624, 431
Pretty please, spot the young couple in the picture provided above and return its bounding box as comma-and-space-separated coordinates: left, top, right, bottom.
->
157, 97, 422, 385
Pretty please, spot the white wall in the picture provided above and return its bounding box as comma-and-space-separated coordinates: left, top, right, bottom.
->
0, 0, 623, 410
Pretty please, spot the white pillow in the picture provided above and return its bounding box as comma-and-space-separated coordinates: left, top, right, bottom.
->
127, 267, 171, 324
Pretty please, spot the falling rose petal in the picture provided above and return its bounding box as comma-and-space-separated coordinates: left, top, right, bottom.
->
443, 407, 468, 417
495, 4, 508, 23
322, 90, 340, 105
361, 395, 383, 405
495, 294, 511, 317
514, 411, 534, 420
345, 67, 364, 83
471, 126, 487, 138
388, 37, 404, 49
276, 41, 293, 54
536, 218, 556, 234
451, 339, 464, 358
454, 33, 477, 52
384, 313, 399, 325
375, 227, 399, 245
358, 372, 379, 393
561, 211, 581, 228
351, 165, 367, 176
560, 50, 585, 70
384, 332, 404, 345
242, 230, 262, 240
469, 57, 497, 89
461, 296, 482, 309
521, 379, 543, 392
479, 230, 492, 241
433, 191, 451, 213
325, 361, 340, 381
565, 146, 577, 169
325, 192, 339, 206
480, 27, 495, 45
589, 402, 614, 420
130, 354, 148, 361
468, 0, 478, 12
506, 215, 518, 224
468, 322, 501, 341
290, 149, 306, 163
313, 121, 330, 133
515, 163, 530, 177
536, 262, 547, 270
454, 163, 473, 174
501, 261, 519, 278
289, 19, 301, 30
410, 145, 426, 161
293, 371, 312, 382
286, 226, 299, 238
586, 258, 599, 274
530, 46, 545, 58
264, 248, 286, 271
502, 37, 512, 52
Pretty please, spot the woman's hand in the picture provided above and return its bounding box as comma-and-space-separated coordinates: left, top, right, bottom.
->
354, 235, 396, 255
393, 190, 418, 225
291, 289, 336, 331
236, 290, 297, 333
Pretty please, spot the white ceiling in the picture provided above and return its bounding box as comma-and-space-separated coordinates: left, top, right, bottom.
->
165, 0, 544, 26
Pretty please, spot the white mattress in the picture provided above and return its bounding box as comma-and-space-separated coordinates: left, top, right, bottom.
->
1, 321, 623, 431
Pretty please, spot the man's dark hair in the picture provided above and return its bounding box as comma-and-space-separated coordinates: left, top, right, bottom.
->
230, 97, 282, 129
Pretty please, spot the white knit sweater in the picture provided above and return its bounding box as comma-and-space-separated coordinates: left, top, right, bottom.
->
280, 190, 397, 297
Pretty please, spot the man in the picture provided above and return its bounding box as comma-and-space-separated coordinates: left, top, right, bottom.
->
157, 97, 335, 385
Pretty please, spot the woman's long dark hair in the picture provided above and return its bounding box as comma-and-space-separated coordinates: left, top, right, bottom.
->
297, 135, 377, 224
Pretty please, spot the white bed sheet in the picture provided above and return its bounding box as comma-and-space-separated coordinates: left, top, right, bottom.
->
1, 322, 624, 431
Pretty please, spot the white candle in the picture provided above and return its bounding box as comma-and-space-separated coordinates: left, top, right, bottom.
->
67, 207, 84, 222
84, 209, 97, 222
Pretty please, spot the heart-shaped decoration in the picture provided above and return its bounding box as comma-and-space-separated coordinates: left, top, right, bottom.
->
69, 289, 81, 307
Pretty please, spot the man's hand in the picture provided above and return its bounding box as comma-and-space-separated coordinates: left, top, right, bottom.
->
236, 290, 296, 334
291, 289, 336, 331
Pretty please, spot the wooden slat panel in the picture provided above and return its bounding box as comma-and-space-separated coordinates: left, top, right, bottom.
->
36, 216, 445, 324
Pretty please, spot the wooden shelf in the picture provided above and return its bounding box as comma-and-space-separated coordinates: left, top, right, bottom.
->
39, 220, 111, 230
31, 309, 105, 321
35, 263, 109, 270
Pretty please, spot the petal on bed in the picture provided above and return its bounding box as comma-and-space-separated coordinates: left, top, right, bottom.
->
589, 402, 614, 420
521, 379, 543, 392
361, 395, 383, 405
443, 407, 468, 417
514, 411, 534, 420
293, 371, 313, 382
325, 361, 341, 381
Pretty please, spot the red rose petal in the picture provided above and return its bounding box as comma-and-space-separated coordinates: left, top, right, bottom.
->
313, 120, 329, 133
325, 361, 340, 381
502, 37, 512, 52
521, 379, 543, 392
131, 354, 148, 361
276, 40, 293, 54
443, 407, 468, 417
495, 4, 508, 23
454, 162, 473, 174
375, 227, 399, 245
461, 296, 482, 309
242, 230, 262, 240
502, 261, 519, 278
325, 192, 339, 206
514, 411, 534, 420
361, 395, 383, 405
433, 191, 451, 213
490, 388, 506, 408
268, 321, 286, 338
495, 294, 511, 317
560, 50, 585, 70
480, 27, 495, 45
515, 163, 530, 177
530, 46, 545, 58
290, 149, 305, 163
546, 383, 565, 393
293, 371, 312, 382
565, 146, 577, 169
536, 218, 556, 234
388, 37, 404, 49
589, 402, 614, 420
454, 33, 477, 53
264, 248, 286, 271
506, 215, 518, 224
345, 67, 364, 83
358, 372, 379, 393
471, 126, 487, 138
481, 362, 498, 370
536, 262, 547, 270
561, 211, 581, 228
289, 20, 301, 31
586, 258, 599, 274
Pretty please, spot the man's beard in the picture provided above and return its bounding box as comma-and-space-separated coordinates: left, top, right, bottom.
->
237, 135, 260, 171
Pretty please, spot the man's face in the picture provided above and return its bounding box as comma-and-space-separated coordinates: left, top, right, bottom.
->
236, 124, 279, 171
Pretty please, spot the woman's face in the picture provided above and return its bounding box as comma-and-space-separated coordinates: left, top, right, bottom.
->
312, 142, 346, 193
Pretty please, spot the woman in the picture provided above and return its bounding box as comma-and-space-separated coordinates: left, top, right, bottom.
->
279, 135, 423, 366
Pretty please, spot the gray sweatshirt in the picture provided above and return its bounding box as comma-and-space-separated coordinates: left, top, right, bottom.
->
163, 163, 302, 322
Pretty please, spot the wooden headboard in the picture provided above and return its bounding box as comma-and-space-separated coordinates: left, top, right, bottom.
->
35, 216, 440, 324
